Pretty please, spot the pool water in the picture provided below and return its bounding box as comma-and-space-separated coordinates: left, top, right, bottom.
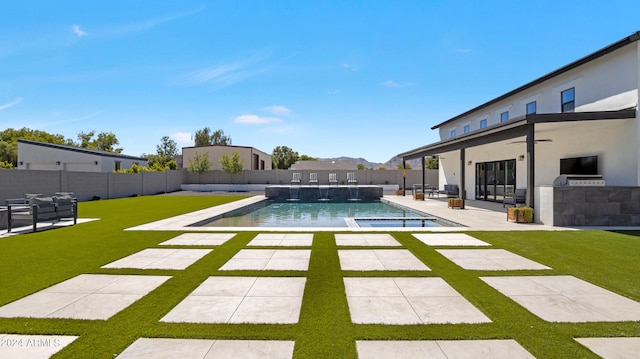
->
203, 201, 445, 228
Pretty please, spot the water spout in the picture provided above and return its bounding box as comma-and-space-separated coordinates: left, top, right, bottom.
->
287, 186, 300, 201
348, 186, 360, 201
318, 186, 330, 201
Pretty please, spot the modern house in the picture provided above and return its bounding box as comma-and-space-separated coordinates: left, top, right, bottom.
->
17, 139, 148, 172
182, 145, 272, 171
399, 31, 640, 226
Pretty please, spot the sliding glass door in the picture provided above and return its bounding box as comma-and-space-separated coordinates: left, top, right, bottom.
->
475, 159, 516, 202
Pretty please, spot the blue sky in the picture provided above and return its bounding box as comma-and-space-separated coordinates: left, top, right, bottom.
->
1, 1, 639, 163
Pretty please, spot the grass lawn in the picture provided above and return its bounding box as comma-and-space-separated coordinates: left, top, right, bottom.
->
0, 196, 639, 358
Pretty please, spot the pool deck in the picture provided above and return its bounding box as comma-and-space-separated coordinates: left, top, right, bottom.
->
124, 195, 568, 232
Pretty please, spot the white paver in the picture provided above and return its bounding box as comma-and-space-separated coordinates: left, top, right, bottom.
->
0, 334, 79, 358
220, 249, 311, 271
338, 250, 430, 271
161, 276, 306, 324
575, 337, 640, 359
0, 274, 170, 320
101, 248, 212, 270
481, 275, 640, 322
437, 249, 551, 270
335, 234, 402, 246
159, 233, 236, 246
356, 339, 534, 359
247, 233, 314, 246
412, 233, 491, 246
118, 338, 294, 359
344, 277, 491, 324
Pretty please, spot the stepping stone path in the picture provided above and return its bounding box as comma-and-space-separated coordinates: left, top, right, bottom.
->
482, 275, 640, 322
102, 248, 212, 270
344, 277, 490, 324
220, 249, 311, 271
0, 274, 170, 320
161, 276, 306, 324
437, 249, 551, 270
4, 231, 639, 358
0, 334, 78, 358
118, 338, 295, 359
247, 233, 314, 246
159, 232, 236, 246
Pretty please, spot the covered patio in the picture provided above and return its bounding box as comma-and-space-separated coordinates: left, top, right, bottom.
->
398, 108, 637, 223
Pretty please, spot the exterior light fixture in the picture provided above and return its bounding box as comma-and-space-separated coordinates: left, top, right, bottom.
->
518, 155, 525, 161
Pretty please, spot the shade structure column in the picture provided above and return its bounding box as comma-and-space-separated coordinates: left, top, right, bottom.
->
421, 156, 426, 201
402, 159, 406, 196
526, 123, 535, 208
460, 148, 465, 209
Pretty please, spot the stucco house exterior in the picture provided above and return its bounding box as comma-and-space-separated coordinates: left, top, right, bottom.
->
17, 139, 148, 172
182, 145, 272, 171
399, 31, 640, 226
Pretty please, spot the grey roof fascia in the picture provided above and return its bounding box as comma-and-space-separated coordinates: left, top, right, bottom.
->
18, 139, 147, 161
431, 31, 640, 130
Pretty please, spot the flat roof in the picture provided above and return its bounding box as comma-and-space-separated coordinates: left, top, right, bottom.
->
18, 139, 147, 161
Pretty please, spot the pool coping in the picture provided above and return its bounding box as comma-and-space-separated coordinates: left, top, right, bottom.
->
125, 195, 570, 232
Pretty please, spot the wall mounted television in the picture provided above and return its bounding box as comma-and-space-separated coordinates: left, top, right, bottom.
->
560, 156, 598, 175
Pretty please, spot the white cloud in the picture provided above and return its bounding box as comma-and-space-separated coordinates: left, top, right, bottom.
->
234, 114, 282, 125
263, 105, 292, 115
0, 97, 23, 110
106, 7, 204, 36
171, 131, 193, 147
382, 80, 414, 88
72, 25, 88, 37
174, 51, 271, 90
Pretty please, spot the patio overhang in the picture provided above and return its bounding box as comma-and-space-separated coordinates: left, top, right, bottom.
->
398, 108, 637, 161
398, 107, 637, 209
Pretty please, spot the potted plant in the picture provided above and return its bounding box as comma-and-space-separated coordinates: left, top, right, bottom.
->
413, 192, 424, 200
448, 198, 463, 209
396, 189, 405, 196
507, 206, 534, 223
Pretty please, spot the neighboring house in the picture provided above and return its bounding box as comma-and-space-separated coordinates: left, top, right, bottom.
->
17, 139, 148, 172
182, 145, 271, 171
399, 31, 640, 226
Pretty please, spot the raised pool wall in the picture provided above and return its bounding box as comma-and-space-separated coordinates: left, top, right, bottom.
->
265, 185, 383, 202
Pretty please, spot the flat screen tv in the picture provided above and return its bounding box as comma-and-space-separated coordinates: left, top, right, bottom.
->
560, 156, 598, 175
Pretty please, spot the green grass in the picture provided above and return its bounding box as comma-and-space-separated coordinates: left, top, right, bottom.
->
0, 196, 639, 358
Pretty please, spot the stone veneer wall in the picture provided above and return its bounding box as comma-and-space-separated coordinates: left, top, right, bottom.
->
553, 186, 640, 226
265, 186, 383, 202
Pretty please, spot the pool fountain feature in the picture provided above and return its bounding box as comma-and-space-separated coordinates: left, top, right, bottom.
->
265, 185, 382, 202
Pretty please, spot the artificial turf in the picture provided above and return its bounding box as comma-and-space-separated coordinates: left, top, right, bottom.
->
0, 196, 639, 358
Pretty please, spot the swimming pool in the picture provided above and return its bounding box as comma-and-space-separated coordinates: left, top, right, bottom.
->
200, 201, 455, 228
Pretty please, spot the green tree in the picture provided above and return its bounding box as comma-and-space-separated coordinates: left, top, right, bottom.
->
0, 127, 74, 166
194, 127, 232, 147
187, 152, 212, 174
220, 152, 244, 174
272, 146, 299, 169
77, 131, 123, 153
425, 156, 439, 169
397, 163, 412, 170
144, 136, 179, 170
357, 163, 366, 170
299, 154, 317, 161
0, 161, 13, 169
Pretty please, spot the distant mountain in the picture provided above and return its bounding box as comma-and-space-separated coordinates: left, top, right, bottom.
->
317, 156, 392, 170
384, 156, 423, 169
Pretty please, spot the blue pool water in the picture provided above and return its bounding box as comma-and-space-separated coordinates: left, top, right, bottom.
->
203, 201, 449, 228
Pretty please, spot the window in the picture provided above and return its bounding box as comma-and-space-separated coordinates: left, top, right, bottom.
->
463, 125, 470, 134
450, 129, 456, 138
500, 111, 509, 122
561, 87, 575, 112
480, 119, 487, 129
114, 161, 121, 171
526, 101, 537, 114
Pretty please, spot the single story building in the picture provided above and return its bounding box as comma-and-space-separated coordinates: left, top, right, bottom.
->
182, 145, 272, 171
399, 31, 640, 226
17, 139, 148, 172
